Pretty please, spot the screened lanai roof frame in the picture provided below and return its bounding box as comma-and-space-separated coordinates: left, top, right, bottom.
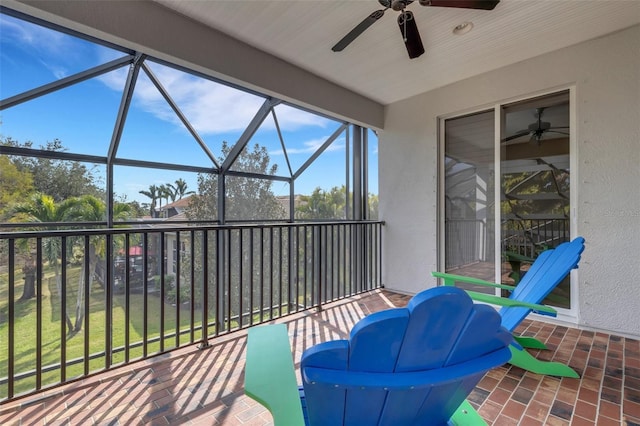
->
0, 6, 371, 225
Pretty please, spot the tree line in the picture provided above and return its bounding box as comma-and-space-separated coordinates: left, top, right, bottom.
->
1, 137, 377, 334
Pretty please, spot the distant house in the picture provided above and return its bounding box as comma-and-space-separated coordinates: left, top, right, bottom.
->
158, 195, 194, 219
275, 195, 305, 214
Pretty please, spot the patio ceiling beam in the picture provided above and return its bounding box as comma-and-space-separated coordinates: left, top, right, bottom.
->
0, 145, 106, 164
363, 128, 369, 219
224, 169, 291, 183
111, 158, 217, 175
271, 109, 293, 178
141, 62, 221, 169
220, 97, 281, 173
0, 55, 134, 110
293, 123, 348, 180
353, 126, 362, 220
107, 53, 145, 162
107, 53, 144, 227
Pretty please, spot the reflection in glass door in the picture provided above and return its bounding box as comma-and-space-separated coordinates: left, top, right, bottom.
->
443, 110, 496, 293
501, 91, 570, 308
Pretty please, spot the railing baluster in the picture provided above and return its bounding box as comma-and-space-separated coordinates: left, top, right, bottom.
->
61, 236, 67, 382
36, 239, 43, 390
125, 234, 131, 363
190, 231, 195, 344
175, 231, 181, 348
303, 225, 308, 308
239, 229, 244, 328
226, 228, 232, 333
7, 238, 15, 399
259, 227, 264, 324
142, 233, 148, 357
278, 227, 283, 316
330, 225, 335, 300
316, 225, 322, 308
269, 227, 274, 320
201, 230, 209, 346
160, 232, 165, 353
215, 228, 222, 337
105, 233, 113, 369
83, 235, 90, 375
336, 225, 341, 298
249, 229, 254, 326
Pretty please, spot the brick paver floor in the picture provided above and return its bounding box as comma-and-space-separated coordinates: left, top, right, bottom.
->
1, 289, 639, 425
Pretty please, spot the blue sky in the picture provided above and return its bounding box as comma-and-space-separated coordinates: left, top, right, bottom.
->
0, 12, 378, 204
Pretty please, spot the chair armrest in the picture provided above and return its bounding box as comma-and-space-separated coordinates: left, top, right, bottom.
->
245, 324, 305, 426
431, 272, 556, 316
431, 271, 516, 291
465, 291, 557, 316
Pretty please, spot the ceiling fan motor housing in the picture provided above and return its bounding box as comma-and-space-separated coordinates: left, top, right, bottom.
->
378, 0, 415, 9
391, 0, 413, 11
529, 122, 551, 132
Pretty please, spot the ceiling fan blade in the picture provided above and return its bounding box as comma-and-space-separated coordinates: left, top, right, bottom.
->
398, 11, 425, 59
332, 9, 387, 52
418, 0, 500, 10
502, 131, 531, 142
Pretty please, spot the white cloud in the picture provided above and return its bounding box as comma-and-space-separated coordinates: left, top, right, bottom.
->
1, 15, 92, 79
270, 136, 345, 156
1, 16, 65, 49
273, 104, 333, 131
97, 60, 332, 136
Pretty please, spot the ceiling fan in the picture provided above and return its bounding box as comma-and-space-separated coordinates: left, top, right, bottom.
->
502, 107, 570, 144
332, 0, 500, 59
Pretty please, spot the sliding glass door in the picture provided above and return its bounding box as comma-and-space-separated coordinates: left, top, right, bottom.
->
442, 90, 572, 308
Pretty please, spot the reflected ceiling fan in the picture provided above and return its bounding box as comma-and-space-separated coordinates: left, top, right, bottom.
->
502, 108, 570, 145
332, 0, 500, 59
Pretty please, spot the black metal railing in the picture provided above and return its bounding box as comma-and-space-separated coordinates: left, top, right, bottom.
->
0, 221, 383, 402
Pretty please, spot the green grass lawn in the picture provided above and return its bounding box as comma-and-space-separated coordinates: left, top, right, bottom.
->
0, 260, 304, 400
0, 265, 207, 399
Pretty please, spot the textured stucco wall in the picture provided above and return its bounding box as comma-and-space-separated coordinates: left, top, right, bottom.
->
380, 25, 640, 338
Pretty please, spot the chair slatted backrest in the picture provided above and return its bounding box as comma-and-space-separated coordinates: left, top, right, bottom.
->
500, 237, 586, 331
300, 287, 512, 426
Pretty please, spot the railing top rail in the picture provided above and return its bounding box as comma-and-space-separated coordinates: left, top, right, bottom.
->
0, 220, 385, 239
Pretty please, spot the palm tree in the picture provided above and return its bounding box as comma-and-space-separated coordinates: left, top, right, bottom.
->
139, 184, 159, 217
67, 195, 132, 332
157, 184, 171, 218
166, 183, 178, 204
168, 178, 194, 201
13, 193, 82, 333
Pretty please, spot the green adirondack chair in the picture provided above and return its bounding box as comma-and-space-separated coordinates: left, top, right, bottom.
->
432, 236, 585, 378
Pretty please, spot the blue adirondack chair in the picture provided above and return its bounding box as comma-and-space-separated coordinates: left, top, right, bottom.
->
432, 236, 585, 378
245, 286, 512, 426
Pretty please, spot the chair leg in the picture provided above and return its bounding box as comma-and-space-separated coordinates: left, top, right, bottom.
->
509, 345, 579, 378
449, 399, 487, 426
513, 335, 548, 350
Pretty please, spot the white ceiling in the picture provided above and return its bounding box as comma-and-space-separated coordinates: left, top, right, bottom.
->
154, 0, 640, 105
